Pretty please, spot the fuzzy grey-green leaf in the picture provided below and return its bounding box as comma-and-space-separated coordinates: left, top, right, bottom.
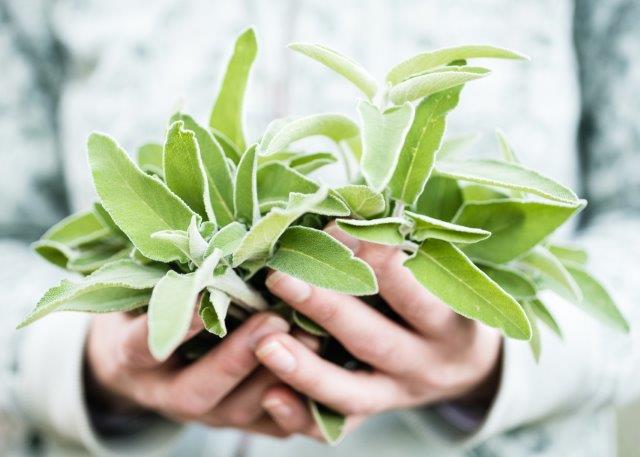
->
518, 246, 582, 303
336, 217, 406, 246
267, 226, 377, 295
389, 69, 488, 104
333, 185, 385, 219
309, 400, 347, 445
405, 210, 490, 244
234, 144, 259, 225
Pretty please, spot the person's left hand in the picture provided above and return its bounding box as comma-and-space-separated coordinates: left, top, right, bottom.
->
253, 223, 503, 440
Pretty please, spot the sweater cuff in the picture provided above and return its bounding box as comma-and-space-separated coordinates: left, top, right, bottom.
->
15, 312, 183, 456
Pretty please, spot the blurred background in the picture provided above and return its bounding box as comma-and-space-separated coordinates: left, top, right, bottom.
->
1, 0, 638, 455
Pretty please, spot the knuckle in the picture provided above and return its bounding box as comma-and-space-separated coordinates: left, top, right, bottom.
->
218, 349, 255, 380
312, 297, 340, 325
352, 338, 394, 364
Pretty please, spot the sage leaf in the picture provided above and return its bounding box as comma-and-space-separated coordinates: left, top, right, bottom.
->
151, 230, 190, 261
163, 121, 210, 219
309, 400, 346, 445
564, 264, 629, 333
234, 144, 260, 225
404, 239, 531, 339
548, 243, 588, 266
389, 86, 462, 205
257, 163, 319, 211
93, 202, 127, 240
453, 199, 582, 264
289, 42, 378, 99
496, 129, 519, 164
262, 114, 359, 156
521, 300, 541, 361
209, 28, 257, 151
389, 68, 488, 104
208, 267, 268, 311
137, 143, 164, 177
462, 184, 509, 202
290, 151, 337, 174
414, 176, 462, 221
200, 288, 231, 337
438, 132, 480, 161
232, 188, 328, 266
67, 243, 130, 274
267, 226, 377, 295
358, 101, 414, 192
405, 210, 490, 244
336, 217, 406, 246
518, 246, 582, 303
40, 210, 109, 248
19, 259, 167, 327
87, 133, 197, 262
530, 298, 563, 338
187, 216, 208, 265
334, 185, 385, 219
292, 310, 328, 337
436, 159, 579, 205
32, 239, 76, 269
211, 127, 242, 164
148, 249, 223, 360
386, 44, 528, 84
477, 263, 537, 300
204, 222, 247, 258
172, 113, 235, 226
309, 193, 351, 217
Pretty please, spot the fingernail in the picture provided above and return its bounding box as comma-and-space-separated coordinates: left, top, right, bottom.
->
256, 340, 297, 373
262, 397, 292, 418
266, 272, 312, 304
249, 315, 290, 349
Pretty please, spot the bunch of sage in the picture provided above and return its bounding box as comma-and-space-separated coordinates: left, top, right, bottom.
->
19, 28, 628, 444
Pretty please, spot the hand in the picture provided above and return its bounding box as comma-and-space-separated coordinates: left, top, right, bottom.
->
86, 310, 296, 437
253, 224, 502, 439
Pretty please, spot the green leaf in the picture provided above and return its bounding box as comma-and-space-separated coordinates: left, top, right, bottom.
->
87, 133, 196, 263
405, 210, 490, 244
404, 239, 531, 339
310, 193, 351, 217
207, 267, 268, 311
438, 132, 480, 161
257, 163, 319, 211
234, 144, 260, 225
414, 176, 462, 221
40, 210, 109, 248
435, 159, 579, 205
18, 259, 167, 327
67, 243, 130, 274
529, 298, 563, 338
262, 114, 359, 156
520, 300, 541, 361
518, 246, 582, 303
477, 263, 537, 300
172, 113, 235, 226
148, 249, 223, 360
548, 242, 588, 266
389, 86, 462, 204
163, 121, 210, 219
388, 68, 489, 104
386, 45, 528, 84
333, 185, 385, 219
200, 288, 231, 337
292, 310, 328, 337
358, 101, 414, 192
211, 127, 242, 164
93, 202, 128, 240
209, 27, 257, 151
336, 217, 406, 246
151, 230, 190, 261
564, 264, 629, 332
32, 239, 76, 269
309, 400, 347, 445
267, 226, 377, 295
290, 151, 337, 174
453, 199, 583, 264
137, 143, 164, 177
187, 216, 208, 265
495, 129, 520, 164
204, 222, 247, 258
289, 42, 377, 99
232, 188, 328, 266
461, 184, 509, 202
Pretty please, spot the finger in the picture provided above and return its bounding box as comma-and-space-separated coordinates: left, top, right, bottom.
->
147, 313, 289, 418
209, 368, 280, 427
262, 385, 318, 436
255, 333, 405, 416
266, 271, 422, 376
118, 309, 204, 369
327, 224, 461, 337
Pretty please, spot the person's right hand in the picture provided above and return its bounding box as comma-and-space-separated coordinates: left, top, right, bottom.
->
86, 310, 292, 437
